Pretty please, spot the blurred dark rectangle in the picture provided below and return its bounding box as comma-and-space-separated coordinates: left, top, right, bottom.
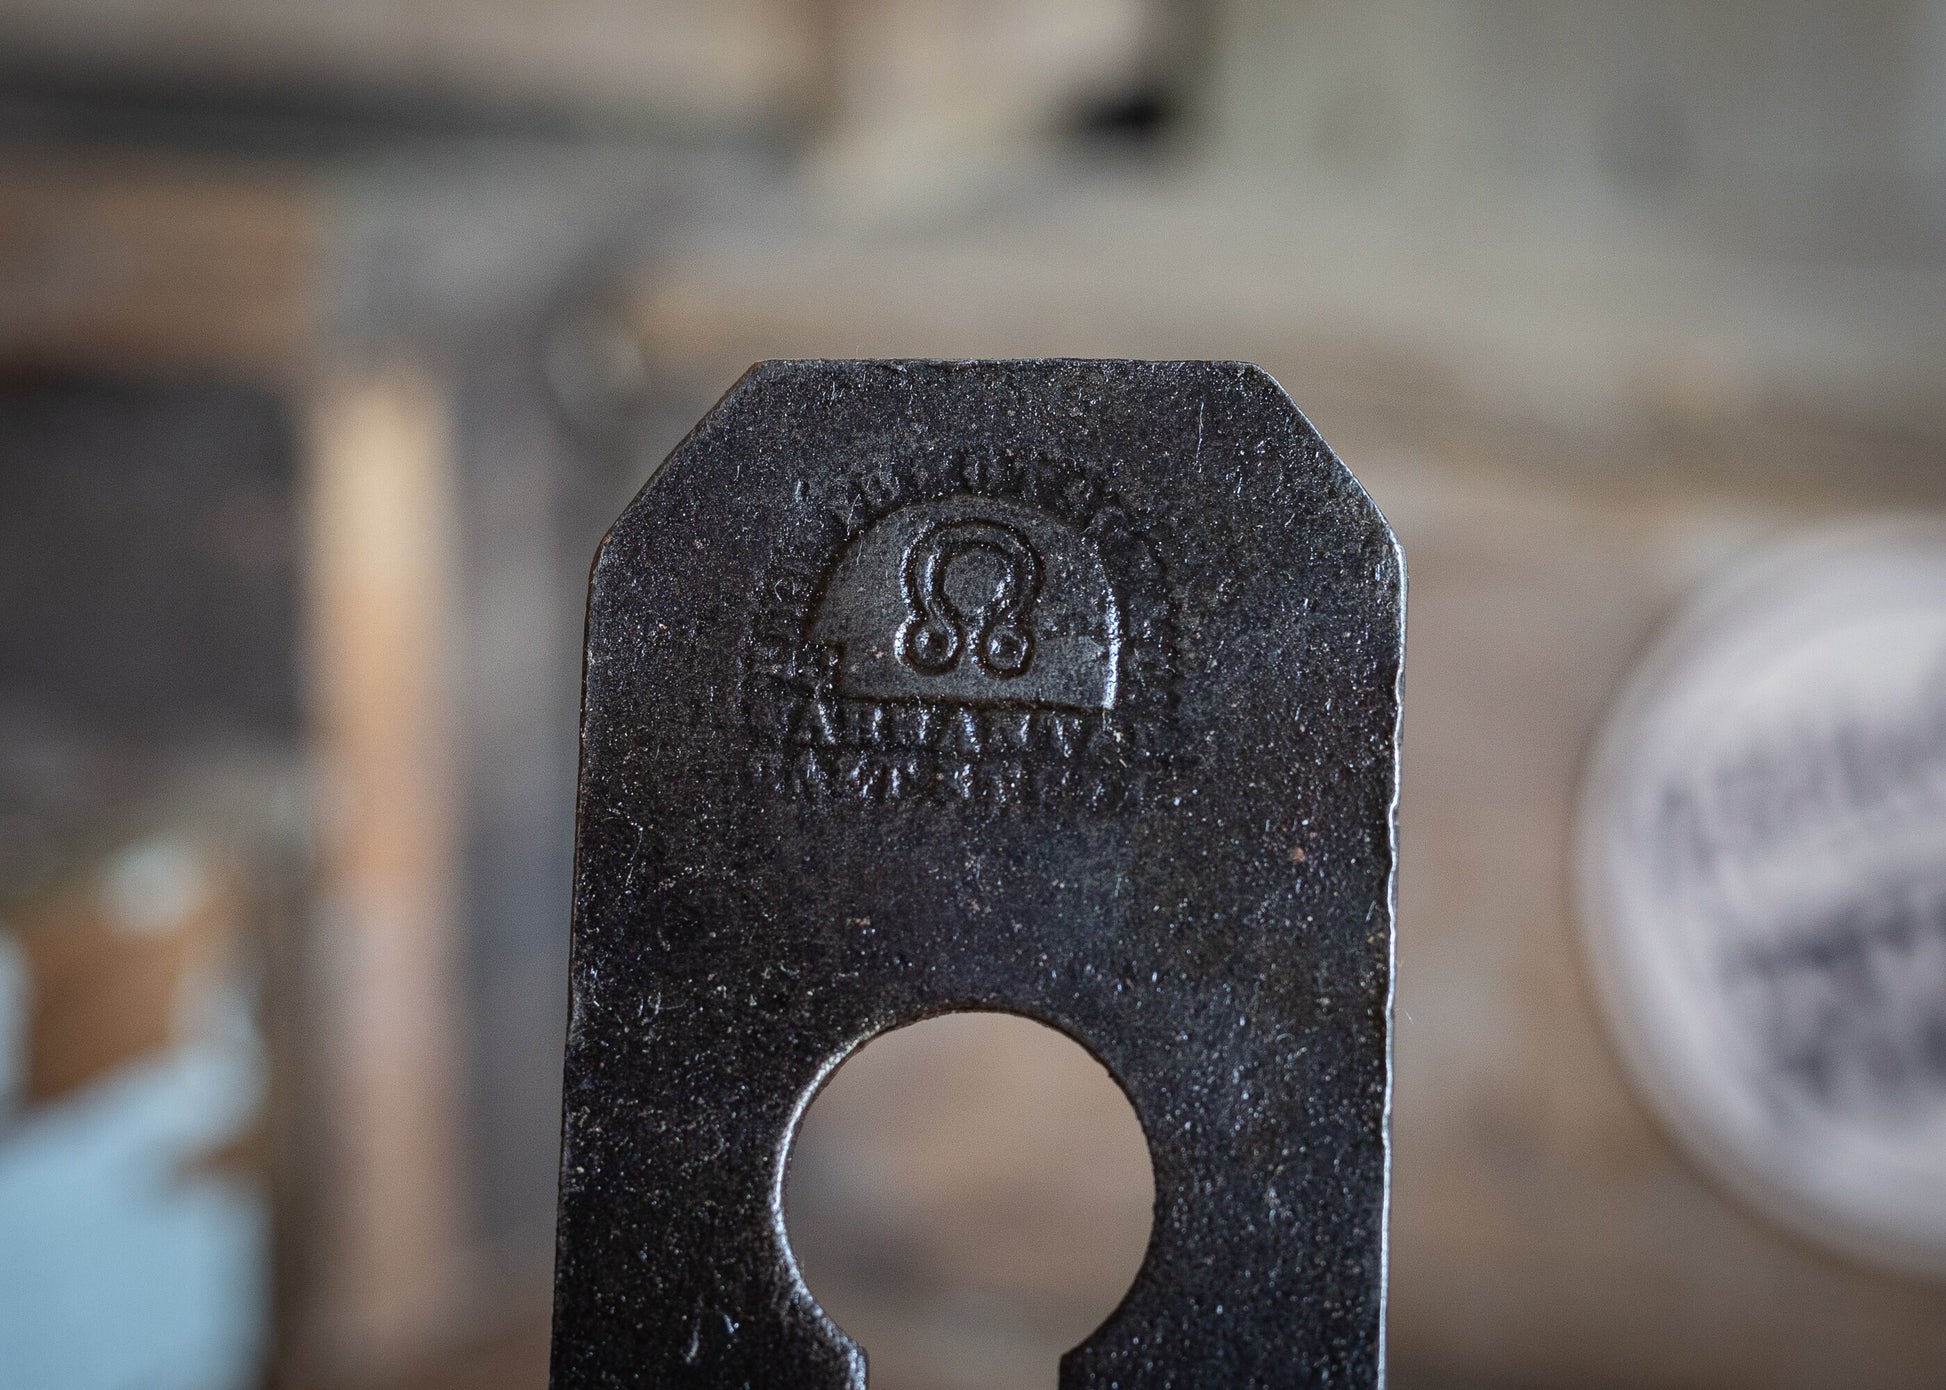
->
0, 64, 605, 160
0, 373, 300, 744
0, 0, 815, 148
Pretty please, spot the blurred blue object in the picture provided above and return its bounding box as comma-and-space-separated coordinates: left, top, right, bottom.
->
0, 932, 267, 1390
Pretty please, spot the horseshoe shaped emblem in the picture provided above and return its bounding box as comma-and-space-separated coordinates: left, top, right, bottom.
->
896, 518, 1043, 680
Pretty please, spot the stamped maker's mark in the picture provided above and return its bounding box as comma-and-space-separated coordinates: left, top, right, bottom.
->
897, 517, 1042, 683
743, 450, 1173, 807
813, 496, 1120, 712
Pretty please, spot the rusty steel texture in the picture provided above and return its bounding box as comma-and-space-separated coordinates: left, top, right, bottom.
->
550, 359, 1404, 1388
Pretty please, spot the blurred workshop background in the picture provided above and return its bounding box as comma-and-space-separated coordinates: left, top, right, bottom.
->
3, 3, 1946, 1389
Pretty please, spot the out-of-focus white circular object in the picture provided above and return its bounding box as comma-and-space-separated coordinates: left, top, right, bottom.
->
1579, 521, 1946, 1277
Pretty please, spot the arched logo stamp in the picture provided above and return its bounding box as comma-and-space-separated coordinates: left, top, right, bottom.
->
818, 498, 1116, 709
742, 450, 1175, 807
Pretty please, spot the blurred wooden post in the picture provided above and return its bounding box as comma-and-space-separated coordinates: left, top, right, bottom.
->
307, 361, 469, 1377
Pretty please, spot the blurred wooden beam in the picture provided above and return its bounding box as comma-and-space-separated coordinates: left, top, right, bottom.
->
0, 153, 314, 375
306, 360, 469, 1381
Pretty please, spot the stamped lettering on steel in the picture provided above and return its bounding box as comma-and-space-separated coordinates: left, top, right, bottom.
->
742, 447, 1176, 809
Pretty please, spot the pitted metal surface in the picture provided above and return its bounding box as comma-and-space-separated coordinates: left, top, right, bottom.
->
550, 359, 1404, 1388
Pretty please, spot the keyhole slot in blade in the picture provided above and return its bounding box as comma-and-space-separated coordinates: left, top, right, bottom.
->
784, 1011, 1155, 1390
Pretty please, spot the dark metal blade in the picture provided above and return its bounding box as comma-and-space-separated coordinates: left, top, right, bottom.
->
550, 359, 1404, 1389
